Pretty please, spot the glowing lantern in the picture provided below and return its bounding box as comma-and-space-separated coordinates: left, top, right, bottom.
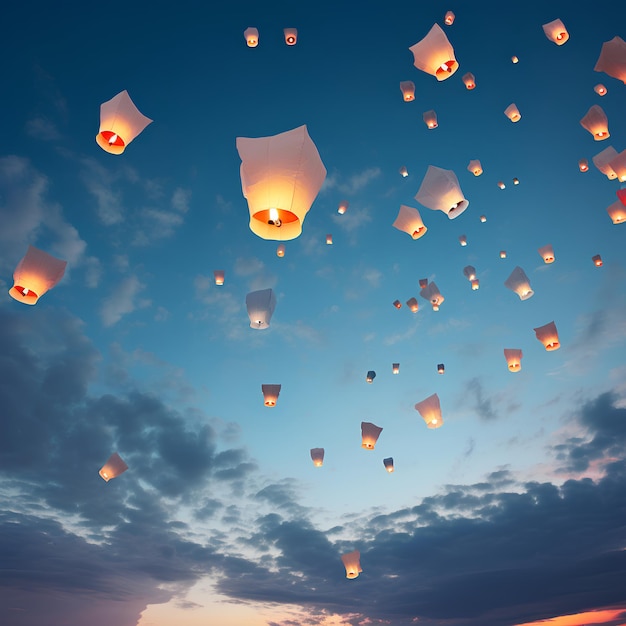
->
462, 72, 476, 89
419, 278, 428, 289
480, 215, 487, 222
444, 10, 455, 25
261, 384, 281, 407
361, 421, 383, 449
326, 234, 333, 245
341, 550, 362, 579
415, 165, 469, 219
9, 245, 67, 305
592, 146, 618, 179
607, 150, 626, 182
284, 28, 297, 45
246, 288, 276, 329
500, 250, 507, 258
504, 266, 534, 300
423, 110, 438, 129
400, 81, 416, 102
409, 23, 459, 81
594, 84, 607, 96
437, 363, 445, 374
594, 36, 626, 84
99, 452, 128, 482
538, 244, 555, 264
420, 281, 444, 310
463, 265, 476, 281
399, 166, 409, 178
578, 158, 589, 172
244, 27, 259, 47
392, 205, 428, 239
511, 55, 519, 63
498, 181, 506, 189
513, 177, 520, 185
607, 200, 626, 224
277, 244, 285, 257
534, 321, 560, 351
393, 299, 402, 309
236, 125, 326, 241
414, 393, 443, 429
467, 160, 483, 176
214, 270, 225, 285
96, 90, 153, 155
383, 457, 395, 472
504, 348, 523, 372
458, 234, 467, 246
338, 200, 349, 214
542, 19, 569, 45
592, 254, 603, 267
471, 279, 480, 290
580, 105, 610, 140
406, 297, 419, 312
392, 363, 400, 374
504, 104, 521, 122
310, 448, 324, 467
366, 370, 376, 383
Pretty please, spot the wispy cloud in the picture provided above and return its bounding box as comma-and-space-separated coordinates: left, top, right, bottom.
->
100, 275, 150, 326
322, 167, 381, 195
25, 116, 61, 141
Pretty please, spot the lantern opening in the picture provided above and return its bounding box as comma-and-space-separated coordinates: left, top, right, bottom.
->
11, 285, 38, 302
546, 341, 560, 351
100, 130, 125, 148
412, 227, 425, 239
448, 200, 469, 218
437, 61, 456, 77
253, 208, 299, 229
287, 35, 295, 44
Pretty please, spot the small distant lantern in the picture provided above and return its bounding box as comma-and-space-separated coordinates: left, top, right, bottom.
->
592, 254, 603, 267
607, 200, 626, 224
262, 384, 281, 407
361, 421, 383, 449
409, 23, 459, 81
500, 250, 507, 258
504, 266, 534, 300
444, 10, 455, 25
244, 27, 259, 47
284, 28, 297, 45
419, 278, 428, 289
414, 393, 443, 429
393, 204, 428, 239
393, 299, 402, 309
534, 321, 560, 351
607, 149, 626, 182
462, 72, 476, 89
538, 244, 555, 264
338, 200, 349, 214
246, 288, 276, 329
578, 158, 589, 172
366, 370, 376, 383
9, 245, 67, 305
400, 81, 416, 102
504, 348, 523, 372
214, 270, 225, 285
542, 18, 569, 45
276, 244, 286, 257
467, 159, 483, 176
99, 452, 128, 482
383, 457, 395, 472
480, 215, 487, 222
580, 105, 610, 141
513, 177, 520, 185
392, 363, 400, 374
593, 146, 618, 179
511, 55, 519, 63
406, 297, 419, 312
458, 234, 467, 246
341, 550, 362, 579
96, 90, 153, 155
463, 265, 476, 281
504, 103, 521, 122
420, 281, 444, 309
415, 165, 469, 219
437, 363, 445, 374
498, 181, 506, 189
310, 447, 324, 467
399, 165, 409, 178
594, 36, 626, 84
594, 84, 607, 96
423, 110, 438, 129
326, 234, 333, 245
471, 279, 480, 290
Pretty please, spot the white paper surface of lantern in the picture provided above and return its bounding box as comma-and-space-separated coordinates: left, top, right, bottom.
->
423, 109, 438, 129
400, 80, 415, 101
244, 27, 259, 47
504, 266, 534, 300
580, 105, 610, 141
414, 393, 443, 429
409, 24, 459, 81
338, 200, 349, 214
594, 36, 626, 84
534, 321, 560, 351
246, 288, 276, 329
262, 384, 281, 407
504, 348, 523, 372
361, 421, 383, 449
341, 550, 362, 579
392, 205, 428, 239
9, 245, 67, 305
99, 452, 128, 482
542, 19, 569, 45
538, 244, 555, 264
310, 447, 324, 467
415, 165, 469, 219
504, 103, 521, 122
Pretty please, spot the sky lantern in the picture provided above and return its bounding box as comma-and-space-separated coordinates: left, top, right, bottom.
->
607, 150, 626, 182
244, 27, 259, 47
419, 278, 428, 289
399, 165, 409, 178
592, 146, 618, 179
444, 10, 455, 25
415, 165, 469, 219
504, 348, 523, 372
283, 28, 297, 45
471, 279, 480, 290
480, 215, 487, 222
511, 55, 519, 63
96, 90, 153, 155
246, 288, 276, 329
383, 457, 395, 472
361, 421, 383, 449
534, 321, 560, 351
607, 200, 626, 224
310, 448, 324, 467
513, 177, 520, 185
326, 234, 333, 245
236, 125, 326, 241
505, 266, 534, 300
594, 36, 626, 84
458, 234, 467, 246
393, 204, 428, 239
542, 19, 569, 45
414, 393, 443, 429
580, 105, 610, 140
276, 244, 285, 257
437, 363, 445, 374
462, 72, 476, 89
366, 370, 376, 383
392, 363, 400, 374
99, 452, 128, 482
338, 200, 349, 214
463, 265, 476, 281
592, 254, 603, 267
341, 550, 362, 579
538, 244, 555, 264
409, 23, 459, 81
467, 159, 483, 176
400, 81, 416, 101
594, 84, 607, 96
261, 384, 281, 407
498, 181, 506, 189
504, 103, 521, 122
393, 299, 402, 309
578, 158, 589, 172
500, 250, 507, 258
214, 270, 225, 285
618, 189, 626, 205
423, 110, 438, 129
9, 245, 67, 305
420, 281, 444, 310
406, 297, 419, 312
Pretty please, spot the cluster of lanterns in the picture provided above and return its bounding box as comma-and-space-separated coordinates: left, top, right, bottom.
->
244, 27, 298, 47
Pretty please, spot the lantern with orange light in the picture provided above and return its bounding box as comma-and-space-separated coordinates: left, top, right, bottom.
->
420, 281, 444, 310
497, 181, 506, 189
437, 363, 445, 374
414, 393, 443, 429
419, 278, 428, 289
538, 244, 555, 264
383, 457, 395, 473
423, 110, 438, 129
244, 27, 259, 47
594, 36, 626, 84
542, 19, 569, 45
283, 28, 297, 45
326, 234, 333, 245
9, 245, 67, 305
99, 452, 128, 482
592, 254, 603, 267
504, 266, 534, 301
504, 104, 521, 122
467, 160, 483, 176
337, 200, 349, 215
580, 105, 610, 140
214, 270, 225, 285
392, 363, 400, 374
480, 215, 487, 222
458, 234, 467, 246
444, 10, 455, 25
511, 55, 519, 63
392, 205, 428, 240
471, 279, 480, 290
463, 265, 476, 281
504, 348, 523, 372
400, 81, 416, 102
607, 200, 626, 224
409, 23, 459, 81
341, 550, 362, 579
534, 321, 560, 351
608, 149, 626, 182
578, 158, 589, 172
393, 299, 402, 309
399, 166, 409, 178
593, 146, 618, 179
366, 371, 376, 384
415, 165, 469, 219
310, 448, 324, 467
361, 421, 383, 449
500, 250, 507, 259
462, 72, 476, 89
276, 244, 285, 257
594, 84, 607, 96
261, 384, 281, 407
246, 288, 276, 329
406, 297, 419, 312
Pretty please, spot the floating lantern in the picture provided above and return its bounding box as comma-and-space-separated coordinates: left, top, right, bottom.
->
262, 384, 281, 407
283, 28, 297, 45
399, 165, 409, 178
415, 165, 469, 219
618, 189, 626, 205
500, 250, 507, 258
594, 84, 607, 96
366, 370, 376, 383
458, 234, 467, 246
419, 278, 428, 289
511, 55, 519, 63
463, 265, 476, 281
392, 205, 428, 239
538, 244, 555, 264
423, 110, 438, 129
467, 159, 483, 176
392, 363, 400, 374
414, 393, 443, 429
276, 244, 285, 257
361, 421, 383, 449
99, 452, 128, 482
480, 215, 487, 222
246, 288, 276, 329
504, 348, 523, 372
409, 23, 459, 81
513, 177, 520, 185
592, 146, 618, 179
400, 81, 416, 101
310, 448, 324, 467
420, 281, 444, 310
608, 150, 626, 182
406, 297, 419, 312
244, 27, 259, 47
542, 18, 569, 45
462, 72, 476, 89
444, 10, 455, 25
471, 279, 480, 290
326, 234, 333, 245
383, 457, 395, 472
437, 363, 445, 374
341, 550, 362, 579
393, 299, 402, 309
504, 103, 521, 122
96, 90, 153, 155
592, 254, 603, 267
214, 270, 225, 285
236, 125, 326, 241
578, 158, 589, 172
504, 266, 534, 300
580, 105, 610, 140
9, 245, 67, 305
607, 200, 626, 224
338, 200, 349, 214
594, 36, 626, 84
534, 321, 560, 351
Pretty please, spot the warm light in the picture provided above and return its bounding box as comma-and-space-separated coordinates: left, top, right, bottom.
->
393, 205, 428, 240
406, 297, 419, 312
498, 181, 506, 189
513, 177, 519, 185
214, 270, 225, 285
99, 452, 128, 482
504, 348, 523, 372
108, 133, 118, 145
504, 266, 534, 301
383, 457, 395, 472
538, 244, 555, 264
511, 55, 519, 63
392, 363, 400, 374
409, 24, 459, 81
276, 244, 285, 257
341, 550, 362, 579
9, 245, 67, 305
338, 200, 349, 214
467, 159, 483, 176
437, 363, 445, 374
246, 288, 276, 329
310, 448, 324, 467
399, 166, 409, 177
423, 110, 438, 129
399, 81, 416, 102
393, 299, 402, 309
262, 384, 281, 407
607, 200, 626, 224
268, 207, 281, 226
542, 19, 569, 45
580, 105, 610, 141
594, 84, 607, 96
444, 10, 455, 25
361, 421, 383, 449
534, 321, 560, 351
415, 165, 469, 219
594, 36, 626, 84
471, 279, 479, 290
592, 254, 603, 267
462, 72, 476, 89
326, 234, 333, 245
504, 103, 521, 122
420, 281, 444, 309
419, 278, 428, 289
366, 370, 376, 383
284, 28, 297, 45
463, 265, 476, 281
459, 234, 467, 246
578, 158, 589, 172
415, 393, 443, 429
480, 215, 487, 222
244, 27, 259, 47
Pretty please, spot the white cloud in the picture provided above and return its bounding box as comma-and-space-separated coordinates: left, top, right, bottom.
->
322, 167, 381, 195
100, 275, 150, 327
25, 117, 61, 141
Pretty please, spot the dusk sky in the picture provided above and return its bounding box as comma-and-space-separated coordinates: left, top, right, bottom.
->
1, 1, 626, 625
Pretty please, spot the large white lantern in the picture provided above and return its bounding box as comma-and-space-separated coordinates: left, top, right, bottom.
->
415, 165, 469, 219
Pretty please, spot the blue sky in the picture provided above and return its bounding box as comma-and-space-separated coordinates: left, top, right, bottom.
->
1, 1, 626, 625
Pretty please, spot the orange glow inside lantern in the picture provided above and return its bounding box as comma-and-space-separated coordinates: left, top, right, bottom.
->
310, 448, 324, 467
244, 27, 259, 47
592, 254, 603, 267
459, 234, 467, 246
214, 270, 225, 285
276, 244, 285, 257
437, 363, 445, 374
9, 245, 67, 305
580, 105, 610, 141
262, 384, 281, 407
409, 24, 459, 81
366, 370, 376, 383
579, 158, 589, 172
393, 299, 402, 309
284, 28, 297, 45
511, 55, 519, 63
383, 457, 395, 472
504, 104, 521, 122
463, 73, 476, 89
341, 550, 362, 579
392, 363, 400, 374
326, 234, 333, 245
534, 322, 560, 351
99, 452, 128, 482
419, 279, 428, 289
444, 11, 455, 25
400, 81, 416, 101
406, 297, 419, 312
480, 215, 487, 222
513, 177, 519, 185
361, 421, 382, 449
538, 244, 555, 264
414, 393, 443, 429
498, 181, 506, 189
471, 279, 480, 290
468, 160, 483, 176
338, 200, 349, 214
423, 110, 438, 129
504, 348, 523, 372
594, 84, 607, 96
500, 250, 507, 258
542, 19, 569, 45
607, 201, 626, 224
399, 166, 409, 177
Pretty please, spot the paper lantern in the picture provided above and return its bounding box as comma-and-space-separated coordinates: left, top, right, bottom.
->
420, 281, 444, 310
542, 19, 569, 45
467, 159, 483, 176
538, 244, 555, 264
409, 23, 459, 81
592, 254, 603, 267
361, 421, 383, 449
246, 288, 276, 329
480, 215, 487, 222
310, 447, 324, 467
618, 189, 626, 206
607, 200, 626, 224
534, 321, 560, 351
236, 125, 326, 241
95, 90, 153, 155
338, 200, 349, 214
498, 181, 506, 189
392, 204, 428, 239
462, 72, 476, 89
437, 363, 445, 374
383, 457, 395, 472
578, 158, 589, 172
463, 265, 476, 281
419, 278, 428, 289
471, 279, 480, 290
592, 146, 618, 179
406, 297, 419, 312
99, 452, 128, 482
504, 266, 534, 300
458, 234, 467, 246
400, 81, 416, 102
414, 393, 443, 429
399, 165, 409, 178
213, 270, 225, 286
276, 244, 285, 257
594, 36, 626, 84
366, 370, 376, 383
444, 10, 455, 25
580, 105, 610, 141
500, 250, 507, 259
423, 110, 438, 129
341, 550, 362, 579
284, 28, 297, 45
511, 55, 519, 63
594, 84, 607, 96
262, 384, 281, 407
415, 165, 469, 219
9, 245, 67, 305
326, 234, 333, 245
392, 363, 400, 374
504, 348, 523, 372
393, 299, 402, 309
513, 177, 520, 185
244, 27, 259, 47
607, 150, 626, 182
504, 103, 521, 122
